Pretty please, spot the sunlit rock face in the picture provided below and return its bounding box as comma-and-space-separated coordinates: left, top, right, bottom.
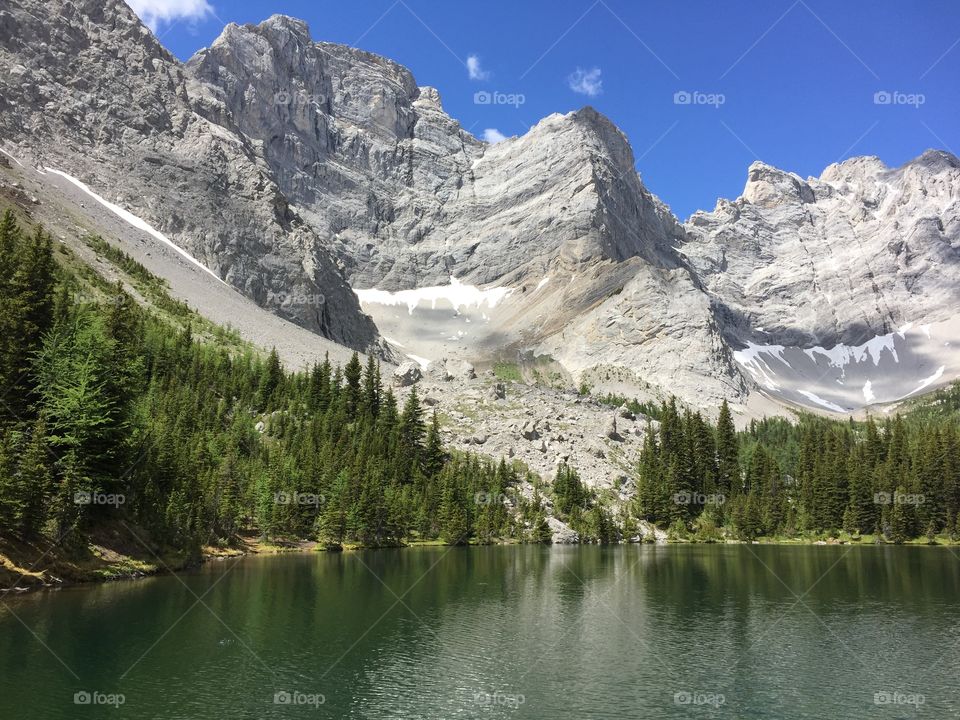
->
0, 1, 379, 350
3, 0, 957, 414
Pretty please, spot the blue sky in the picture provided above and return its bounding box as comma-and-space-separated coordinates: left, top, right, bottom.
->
131, 0, 960, 219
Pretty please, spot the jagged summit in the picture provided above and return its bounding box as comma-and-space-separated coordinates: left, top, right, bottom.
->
906, 148, 960, 171
259, 13, 312, 41
742, 161, 814, 206
1, 0, 956, 415
0, 0, 380, 351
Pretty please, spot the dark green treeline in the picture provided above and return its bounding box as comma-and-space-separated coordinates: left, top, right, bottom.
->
0, 212, 553, 553
634, 397, 960, 542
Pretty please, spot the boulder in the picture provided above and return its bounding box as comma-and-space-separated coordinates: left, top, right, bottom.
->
393, 362, 422, 387
548, 517, 579, 544
520, 420, 540, 440
425, 360, 453, 382
604, 415, 622, 441
447, 359, 477, 380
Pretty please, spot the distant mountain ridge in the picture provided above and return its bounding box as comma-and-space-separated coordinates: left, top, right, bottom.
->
1, 0, 957, 414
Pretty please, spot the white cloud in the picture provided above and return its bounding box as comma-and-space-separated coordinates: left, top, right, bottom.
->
467, 54, 490, 81
126, 0, 214, 31
483, 128, 507, 144
568, 67, 603, 97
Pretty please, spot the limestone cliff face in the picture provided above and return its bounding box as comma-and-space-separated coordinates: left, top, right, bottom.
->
683, 152, 960, 349
183, 16, 738, 404
187, 19, 685, 290
0, 0, 379, 350
2, 1, 957, 412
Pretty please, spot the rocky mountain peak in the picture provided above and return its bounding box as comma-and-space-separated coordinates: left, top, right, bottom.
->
0, 0, 381, 351
413, 85, 444, 111
741, 161, 814, 207
259, 14, 312, 43
818, 155, 887, 184
3, 1, 956, 416
907, 148, 960, 172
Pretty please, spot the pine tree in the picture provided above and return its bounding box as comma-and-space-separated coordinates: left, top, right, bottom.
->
916, 431, 944, 531
309, 354, 332, 412
317, 470, 349, 548
361, 355, 380, 419
889, 485, 909, 544
343, 352, 362, 421
439, 471, 469, 545
423, 411, 445, 477
845, 451, 876, 534
531, 512, 552, 543
15, 420, 53, 537
0, 431, 23, 534
398, 386, 425, 476
716, 399, 739, 496
256, 348, 283, 410
553, 463, 586, 517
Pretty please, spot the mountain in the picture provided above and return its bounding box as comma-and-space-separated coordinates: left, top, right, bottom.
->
0, 0, 378, 350
1, 0, 957, 416
684, 153, 960, 411
685, 152, 960, 348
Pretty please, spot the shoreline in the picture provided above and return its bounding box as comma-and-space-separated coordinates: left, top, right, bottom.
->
0, 535, 319, 597
3, 532, 957, 598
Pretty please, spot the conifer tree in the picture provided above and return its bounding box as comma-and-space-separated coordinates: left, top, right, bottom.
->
716, 399, 739, 496
256, 348, 283, 410
343, 352, 362, 420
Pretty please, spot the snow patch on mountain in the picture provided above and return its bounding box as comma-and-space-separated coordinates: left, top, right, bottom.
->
733, 319, 958, 413
798, 390, 848, 413
0, 147, 23, 167
354, 277, 513, 315
801, 333, 899, 368
406, 353, 431, 369
733, 343, 790, 390
44, 168, 224, 283
903, 366, 946, 398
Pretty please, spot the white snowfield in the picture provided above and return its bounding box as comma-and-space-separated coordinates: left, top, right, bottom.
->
354, 277, 534, 371
44, 168, 224, 284
354, 276, 513, 315
0, 146, 24, 167
735, 318, 959, 413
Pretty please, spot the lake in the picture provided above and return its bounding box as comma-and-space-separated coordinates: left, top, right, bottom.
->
1, 544, 958, 718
